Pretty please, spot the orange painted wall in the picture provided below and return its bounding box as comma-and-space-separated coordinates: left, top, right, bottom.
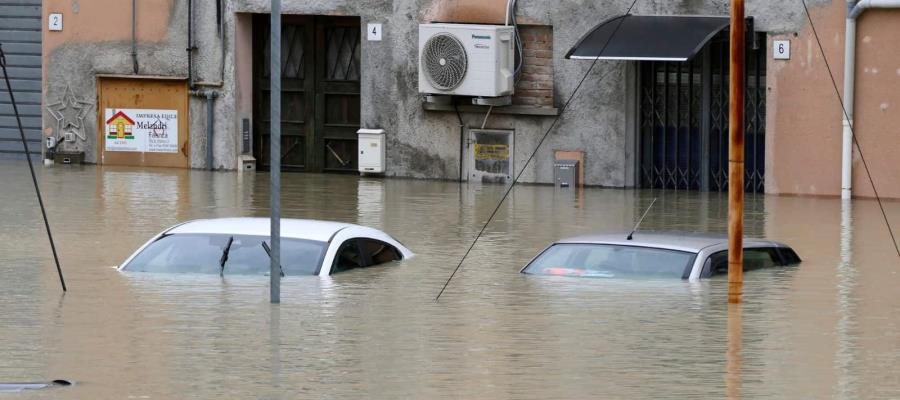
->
851, 9, 900, 199
768, 2, 900, 198
424, 0, 507, 24
41, 0, 174, 82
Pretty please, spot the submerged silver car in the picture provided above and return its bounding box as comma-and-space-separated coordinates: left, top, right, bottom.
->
521, 231, 800, 280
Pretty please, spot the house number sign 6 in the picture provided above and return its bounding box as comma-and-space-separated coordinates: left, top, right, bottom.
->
773, 40, 790, 60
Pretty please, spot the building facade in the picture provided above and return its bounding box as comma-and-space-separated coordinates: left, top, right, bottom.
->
33, 0, 900, 197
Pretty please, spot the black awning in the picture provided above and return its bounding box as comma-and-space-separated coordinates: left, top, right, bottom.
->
565, 15, 729, 62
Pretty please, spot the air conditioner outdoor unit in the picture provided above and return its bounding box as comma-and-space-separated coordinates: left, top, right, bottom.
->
418, 23, 515, 98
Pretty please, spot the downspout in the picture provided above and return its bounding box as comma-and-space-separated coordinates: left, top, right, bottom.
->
188, 0, 226, 170
843, 0, 900, 198
841, 1, 857, 199
131, 0, 139, 74
187, 0, 195, 88
191, 89, 218, 170
205, 91, 217, 170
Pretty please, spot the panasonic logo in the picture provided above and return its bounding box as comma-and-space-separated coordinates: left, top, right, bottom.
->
472, 34, 491, 40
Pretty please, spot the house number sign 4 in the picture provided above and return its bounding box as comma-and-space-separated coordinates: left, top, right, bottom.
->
367, 23, 382, 41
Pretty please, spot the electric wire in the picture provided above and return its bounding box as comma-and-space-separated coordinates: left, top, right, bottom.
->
435, 0, 641, 301
0, 44, 67, 292
799, 0, 900, 260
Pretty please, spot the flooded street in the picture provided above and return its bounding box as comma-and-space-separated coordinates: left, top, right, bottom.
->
1, 161, 899, 399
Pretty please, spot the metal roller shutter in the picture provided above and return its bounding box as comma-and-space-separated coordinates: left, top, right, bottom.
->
0, 1, 42, 158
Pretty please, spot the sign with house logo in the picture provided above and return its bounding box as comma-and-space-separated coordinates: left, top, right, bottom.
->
104, 108, 178, 153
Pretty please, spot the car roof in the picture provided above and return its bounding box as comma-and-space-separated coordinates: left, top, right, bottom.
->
166, 218, 355, 242
556, 231, 780, 253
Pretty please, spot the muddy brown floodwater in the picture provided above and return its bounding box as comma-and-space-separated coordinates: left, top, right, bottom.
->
1, 161, 899, 399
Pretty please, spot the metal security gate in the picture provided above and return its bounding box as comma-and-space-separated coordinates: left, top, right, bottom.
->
638, 32, 766, 192
253, 15, 361, 172
0, 1, 41, 158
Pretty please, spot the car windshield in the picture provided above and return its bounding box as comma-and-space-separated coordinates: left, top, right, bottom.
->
122, 234, 327, 276
522, 243, 695, 279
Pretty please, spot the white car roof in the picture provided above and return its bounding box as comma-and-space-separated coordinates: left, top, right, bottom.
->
167, 218, 355, 242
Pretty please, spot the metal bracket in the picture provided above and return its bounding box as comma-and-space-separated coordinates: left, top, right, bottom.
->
424, 94, 453, 105
472, 96, 512, 106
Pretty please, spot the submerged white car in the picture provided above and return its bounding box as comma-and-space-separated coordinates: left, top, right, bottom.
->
119, 218, 413, 276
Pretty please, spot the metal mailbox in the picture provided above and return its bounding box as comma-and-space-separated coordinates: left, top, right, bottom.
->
554, 159, 579, 188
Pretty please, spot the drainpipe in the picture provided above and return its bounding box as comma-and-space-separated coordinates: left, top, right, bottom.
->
187, 0, 195, 88
842, 0, 900, 198
841, 1, 857, 199
191, 90, 218, 170
131, 0, 139, 74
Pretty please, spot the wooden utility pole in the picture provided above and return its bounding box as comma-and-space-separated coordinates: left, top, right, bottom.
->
728, 0, 745, 304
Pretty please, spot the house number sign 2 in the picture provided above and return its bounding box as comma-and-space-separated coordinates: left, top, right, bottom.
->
49, 13, 63, 31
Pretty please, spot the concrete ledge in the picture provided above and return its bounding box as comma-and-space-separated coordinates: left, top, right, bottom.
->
422, 103, 559, 116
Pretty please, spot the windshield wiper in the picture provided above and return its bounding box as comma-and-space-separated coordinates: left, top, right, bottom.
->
261, 241, 285, 277
219, 236, 234, 276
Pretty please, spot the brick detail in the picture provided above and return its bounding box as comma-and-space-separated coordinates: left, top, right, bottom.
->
513, 25, 554, 108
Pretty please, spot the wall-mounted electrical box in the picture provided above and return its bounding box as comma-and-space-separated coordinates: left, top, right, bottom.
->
358, 128, 386, 174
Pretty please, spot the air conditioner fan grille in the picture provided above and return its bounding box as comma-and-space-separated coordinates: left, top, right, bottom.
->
422, 33, 468, 91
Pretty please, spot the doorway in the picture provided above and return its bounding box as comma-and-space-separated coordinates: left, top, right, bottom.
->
253, 15, 361, 172
637, 31, 766, 193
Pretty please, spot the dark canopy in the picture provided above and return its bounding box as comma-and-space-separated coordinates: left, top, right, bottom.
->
565, 15, 730, 62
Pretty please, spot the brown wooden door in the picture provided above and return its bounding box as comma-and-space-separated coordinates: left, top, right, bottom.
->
316, 17, 361, 172
253, 15, 314, 171
253, 15, 360, 172
96, 78, 189, 168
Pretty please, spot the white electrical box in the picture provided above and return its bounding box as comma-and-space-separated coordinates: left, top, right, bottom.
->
358, 128, 386, 174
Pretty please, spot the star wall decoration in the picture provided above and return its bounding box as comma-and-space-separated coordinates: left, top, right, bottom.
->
46, 85, 93, 141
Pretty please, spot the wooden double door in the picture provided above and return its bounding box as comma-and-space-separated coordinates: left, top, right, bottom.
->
253, 15, 361, 172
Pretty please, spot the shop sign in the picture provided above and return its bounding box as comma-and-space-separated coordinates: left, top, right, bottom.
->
105, 108, 178, 153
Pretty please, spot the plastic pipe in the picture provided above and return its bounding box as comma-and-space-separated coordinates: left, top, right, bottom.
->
841, 6, 856, 199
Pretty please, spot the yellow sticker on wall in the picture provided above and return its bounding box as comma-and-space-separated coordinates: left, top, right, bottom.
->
474, 144, 509, 161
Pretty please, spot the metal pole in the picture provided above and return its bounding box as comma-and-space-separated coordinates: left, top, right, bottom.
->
0, 44, 66, 292
728, 0, 745, 304
269, 0, 282, 304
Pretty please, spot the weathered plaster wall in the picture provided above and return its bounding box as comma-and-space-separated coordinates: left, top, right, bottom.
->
48, 0, 894, 196
42, 0, 227, 169
227, 0, 826, 186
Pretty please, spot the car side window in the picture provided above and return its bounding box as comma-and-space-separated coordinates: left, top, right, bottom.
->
359, 239, 401, 266
704, 247, 783, 277
331, 240, 364, 274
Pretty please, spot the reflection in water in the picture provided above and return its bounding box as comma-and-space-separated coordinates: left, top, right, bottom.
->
835, 200, 856, 399
0, 161, 899, 399
726, 302, 742, 400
